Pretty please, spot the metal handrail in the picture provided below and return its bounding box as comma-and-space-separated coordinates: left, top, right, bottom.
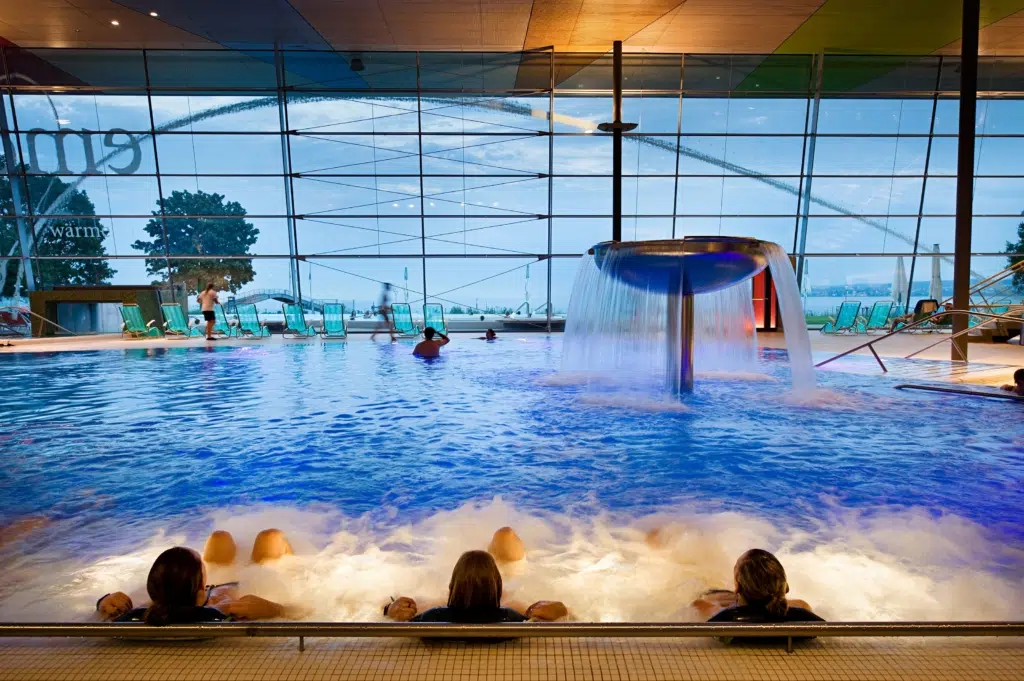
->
0, 305, 78, 337
814, 309, 1023, 372
939, 259, 1024, 310
1, 621, 1021, 656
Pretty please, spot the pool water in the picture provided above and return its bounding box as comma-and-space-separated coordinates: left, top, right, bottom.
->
0, 336, 1021, 623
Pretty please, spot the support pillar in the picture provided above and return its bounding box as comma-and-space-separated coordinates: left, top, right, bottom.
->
952, 0, 980, 361
599, 41, 636, 243
666, 290, 694, 395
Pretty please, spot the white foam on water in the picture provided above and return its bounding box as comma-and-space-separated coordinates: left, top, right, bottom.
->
1, 500, 1020, 624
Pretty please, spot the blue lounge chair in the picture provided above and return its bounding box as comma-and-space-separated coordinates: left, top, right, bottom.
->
390, 303, 420, 338
161, 303, 200, 338
855, 301, 893, 334
282, 303, 317, 338
820, 301, 861, 334
120, 304, 161, 338
212, 304, 237, 338
320, 303, 347, 339
893, 299, 939, 333
423, 303, 448, 335
236, 304, 270, 338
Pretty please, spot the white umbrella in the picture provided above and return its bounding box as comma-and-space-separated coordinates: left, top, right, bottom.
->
800, 260, 812, 297
929, 244, 943, 301
892, 257, 908, 307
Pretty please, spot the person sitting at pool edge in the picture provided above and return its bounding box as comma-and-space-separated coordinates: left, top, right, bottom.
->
1000, 368, 1024, 396
95, 528, 294, 622
384, 550, 567, 623
413, 326, 449, 358
97, 546, 287, 625
692, 549, 822, 624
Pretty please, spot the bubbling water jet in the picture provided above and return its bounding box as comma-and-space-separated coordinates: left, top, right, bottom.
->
563, 237, 814, 394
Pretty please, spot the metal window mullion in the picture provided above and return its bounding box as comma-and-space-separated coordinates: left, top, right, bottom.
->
0, 80, 36, 292
670, 55, 684, 239
905, 56, 945, 309
795, 52, 824, 286
416, 52, 428, 304
142, 49, 175, 299
546, 49, 554, 333
275, 47, 301, 303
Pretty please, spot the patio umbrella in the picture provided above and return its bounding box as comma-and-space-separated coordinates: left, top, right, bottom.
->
892, 257, 908, 307
929, 244, 944, 301
800, 260, 812, 297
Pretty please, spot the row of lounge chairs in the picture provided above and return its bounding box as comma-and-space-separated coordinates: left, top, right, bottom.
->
119, 302, 449, 340
820, 299, 962, 335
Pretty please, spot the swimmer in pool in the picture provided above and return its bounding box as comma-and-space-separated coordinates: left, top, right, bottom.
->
384, 550, 567, 623
691, 549, 819, 622
477, 329, 497, 341
96, 546, 287, 624
999, 368, 1024, 396
413, 327, 449, 358
95, 528, 294, 622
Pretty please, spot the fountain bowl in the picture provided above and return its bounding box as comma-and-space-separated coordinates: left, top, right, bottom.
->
589, 237, 769, 294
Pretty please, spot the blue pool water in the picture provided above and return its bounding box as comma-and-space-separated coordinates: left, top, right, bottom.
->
0, 336, 1021, 622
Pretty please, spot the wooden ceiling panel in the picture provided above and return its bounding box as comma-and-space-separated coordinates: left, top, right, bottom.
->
626, 0, 824, 53
287, 0, 396, 49
524, 0, 683, 51
0, 0, 216, 48
938, 10, 1024, 55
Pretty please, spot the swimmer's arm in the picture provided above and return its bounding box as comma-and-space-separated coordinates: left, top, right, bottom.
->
437, 333, 450, 346
788, 598, 812, 611
523, 600, 568, 622
217, 594, 287, 620
94, 591, 146, 621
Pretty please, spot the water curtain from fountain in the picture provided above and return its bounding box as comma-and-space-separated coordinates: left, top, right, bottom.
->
563, 238, 814, 395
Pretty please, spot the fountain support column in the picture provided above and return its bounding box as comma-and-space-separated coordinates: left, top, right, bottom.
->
666, 291, 695, 394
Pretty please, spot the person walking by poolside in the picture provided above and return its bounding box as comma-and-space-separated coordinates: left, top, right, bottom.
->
371, 283, 396, 341
197, 283, 219, 341
413, 327, 449, 358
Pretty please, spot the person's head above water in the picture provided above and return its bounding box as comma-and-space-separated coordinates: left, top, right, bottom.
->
1015, 368, 1024, 385
423, 327, 436, 340
485, 329, 497, 340
144, 547, 206, 625
733, 548, 789, 616
448, 550, 502, 611
487, 526, 525, 563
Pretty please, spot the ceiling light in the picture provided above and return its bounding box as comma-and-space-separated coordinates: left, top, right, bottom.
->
57, 119, 70, 125
110, 19, 120, 26
149, 11, 159, 17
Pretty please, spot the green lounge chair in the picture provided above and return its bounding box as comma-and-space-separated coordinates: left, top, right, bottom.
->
820, 301, 861, 334
282, 303, 317, 338
390, 303, 420, 338
423, 303, 448, 335
855, 301, 893, 334
236, 303, 270, 338
212, 304, 237, 338
120, 304, 162, 338
161, 303, 200, 338
320, 303, 347, 339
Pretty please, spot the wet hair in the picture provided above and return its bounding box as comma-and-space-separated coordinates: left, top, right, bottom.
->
486, 328, 496, 338
143, 547, 205, 626
423, 327, 436, 340
1015, 368, 1024, 383
204, 283, 215, 292
447, 550, 502, 611
733, 549, 789, 617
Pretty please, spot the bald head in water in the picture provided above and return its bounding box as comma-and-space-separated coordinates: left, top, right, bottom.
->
487, 527, 526, 563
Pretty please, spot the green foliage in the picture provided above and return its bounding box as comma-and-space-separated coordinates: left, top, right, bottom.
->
132, 189, 259, 295
1005, 214, 1024, 292
0, 157, 115, 297
449, 305, 465, 314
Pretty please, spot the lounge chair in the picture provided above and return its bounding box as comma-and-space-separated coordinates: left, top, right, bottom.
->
120, 304, 162, 339
819, 301, 861, 334
236, 304, 270, 338
892, 299, 939, 333
212, 304, 237, 338
390, 303, 420, 338
282, 303, 317, 338
320, 303, 347, 339
160, 303, 200, 338
423, 303, 448, 335
855, 300, 893, 334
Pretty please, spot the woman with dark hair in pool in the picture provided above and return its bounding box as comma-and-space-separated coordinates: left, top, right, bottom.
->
95, 529, 293, 623
693, 549, 822, 623
384, 550, 567, 623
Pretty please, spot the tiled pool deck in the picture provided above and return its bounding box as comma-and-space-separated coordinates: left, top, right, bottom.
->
1, 635, 1022, 681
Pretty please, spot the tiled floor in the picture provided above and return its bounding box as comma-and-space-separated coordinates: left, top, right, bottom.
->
1, 635, 1021, 681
